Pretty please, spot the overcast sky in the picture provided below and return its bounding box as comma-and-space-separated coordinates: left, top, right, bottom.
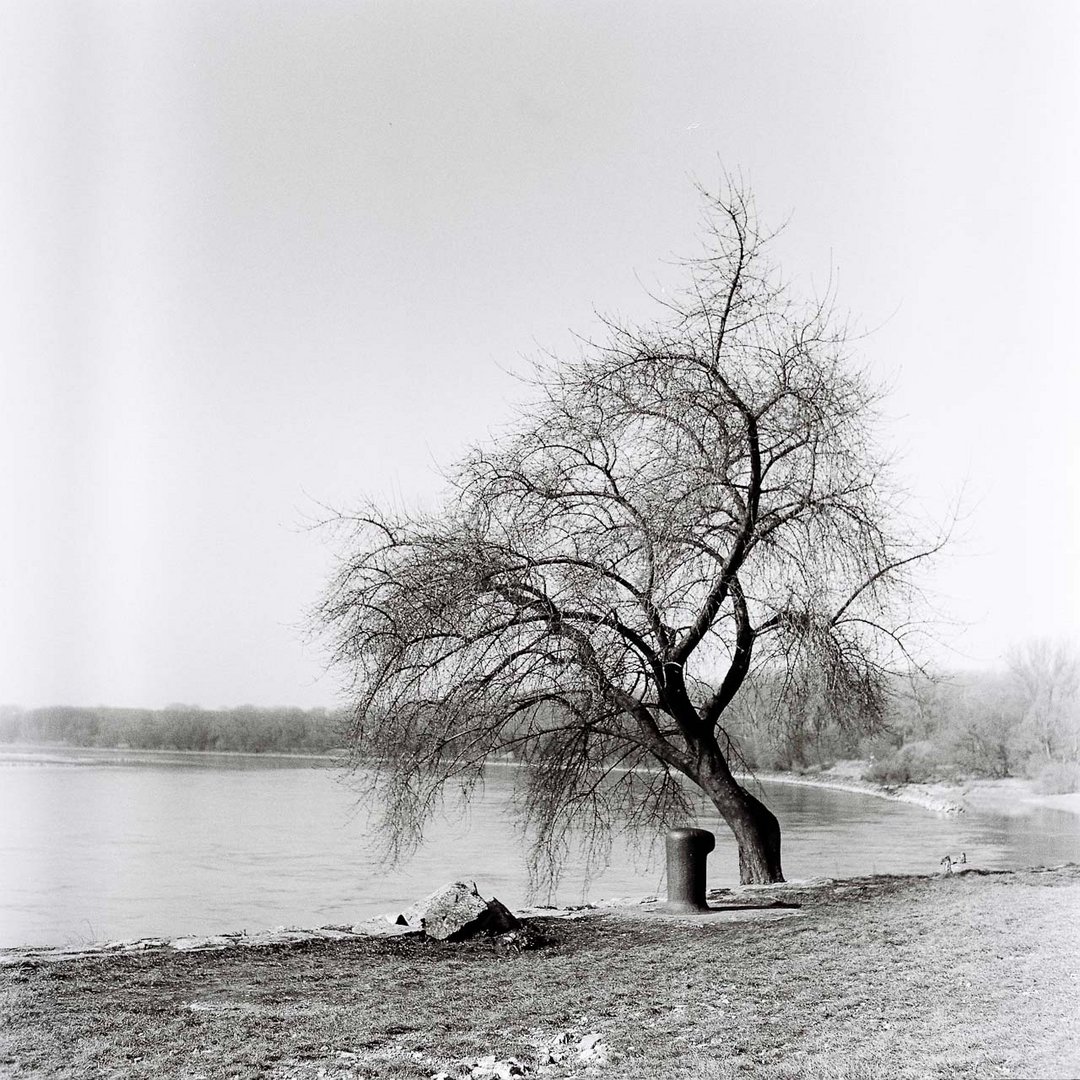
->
1, 1, 1077, 709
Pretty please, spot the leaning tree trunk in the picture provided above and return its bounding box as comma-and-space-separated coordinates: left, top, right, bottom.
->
697, 757, 785, 884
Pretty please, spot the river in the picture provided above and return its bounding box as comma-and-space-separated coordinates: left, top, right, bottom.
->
1, 746, 1077, 948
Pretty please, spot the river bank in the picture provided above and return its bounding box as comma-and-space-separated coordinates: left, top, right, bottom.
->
1, 866, 1076, 1080
900, 775, 1080, 818
743, 760, 1080, 819
740, 765, 966, 814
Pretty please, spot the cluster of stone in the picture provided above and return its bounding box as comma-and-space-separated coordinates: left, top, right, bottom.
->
0, 882, 664, 967
432, 1030, 610, 1079
391, 880, 520, 941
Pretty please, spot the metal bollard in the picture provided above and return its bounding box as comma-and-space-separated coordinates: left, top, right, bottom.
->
665, 827, 715, 912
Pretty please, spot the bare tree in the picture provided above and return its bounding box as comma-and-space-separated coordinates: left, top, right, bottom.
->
1007, 639, 1080, 762
317, 185, 942, 885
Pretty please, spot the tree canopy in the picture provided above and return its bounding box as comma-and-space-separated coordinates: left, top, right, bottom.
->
317, 185, 942, 885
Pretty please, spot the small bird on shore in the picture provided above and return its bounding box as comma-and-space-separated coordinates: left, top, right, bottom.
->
939, 852, 967, 874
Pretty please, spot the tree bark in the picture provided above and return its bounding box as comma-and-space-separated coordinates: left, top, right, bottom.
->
698, 764, 785, 884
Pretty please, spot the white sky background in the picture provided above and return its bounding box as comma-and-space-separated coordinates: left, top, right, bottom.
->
1, 1, 1077, 709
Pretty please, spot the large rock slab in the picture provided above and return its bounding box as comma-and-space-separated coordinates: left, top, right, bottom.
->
397, 881, 519, 941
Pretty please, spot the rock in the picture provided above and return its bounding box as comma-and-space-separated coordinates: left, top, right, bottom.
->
468, 1055, 527, 1079
348, 919, 420, 938
398, 881, 520, 941
592, 895, 658, 908
397, 881, 486, 935
493, 925, 549, 954
170, 934, 242, 952
575, 1031, 609, 1064
537, 1030, 609, 1069
514, 904, 576, 919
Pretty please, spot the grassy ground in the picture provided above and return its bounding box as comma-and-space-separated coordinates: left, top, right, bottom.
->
1, 867, 1077, 1080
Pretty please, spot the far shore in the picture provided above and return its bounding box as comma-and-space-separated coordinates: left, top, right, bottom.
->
4, 742, 1078, 819
0, 743, 344, 765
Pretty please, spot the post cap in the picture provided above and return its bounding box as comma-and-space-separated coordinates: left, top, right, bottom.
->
666, 827, 715, 852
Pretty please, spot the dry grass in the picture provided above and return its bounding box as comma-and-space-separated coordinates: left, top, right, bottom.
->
1, 868, 1077, 1080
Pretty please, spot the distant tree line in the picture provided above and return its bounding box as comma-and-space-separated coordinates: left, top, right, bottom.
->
2, 642, 1076, 793
0, 704, 347, 754
725, 640, 1080, 794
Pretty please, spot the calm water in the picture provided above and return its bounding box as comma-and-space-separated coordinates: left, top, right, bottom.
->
1, 746, 1078, 948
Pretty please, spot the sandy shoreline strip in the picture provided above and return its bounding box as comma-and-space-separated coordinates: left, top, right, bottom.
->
738, 770, 966, 814
743, 769, 1080, 819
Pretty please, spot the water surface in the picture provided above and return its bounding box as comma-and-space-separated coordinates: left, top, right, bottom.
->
1, 747, 1076, 947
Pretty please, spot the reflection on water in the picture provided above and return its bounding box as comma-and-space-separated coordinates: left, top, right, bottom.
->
0, 748, 1077, 947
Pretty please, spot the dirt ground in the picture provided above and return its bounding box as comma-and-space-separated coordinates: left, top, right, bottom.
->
2, 866, 1078, 1080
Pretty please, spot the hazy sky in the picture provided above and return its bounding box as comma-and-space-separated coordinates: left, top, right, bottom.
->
2, 1, 1077, 709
